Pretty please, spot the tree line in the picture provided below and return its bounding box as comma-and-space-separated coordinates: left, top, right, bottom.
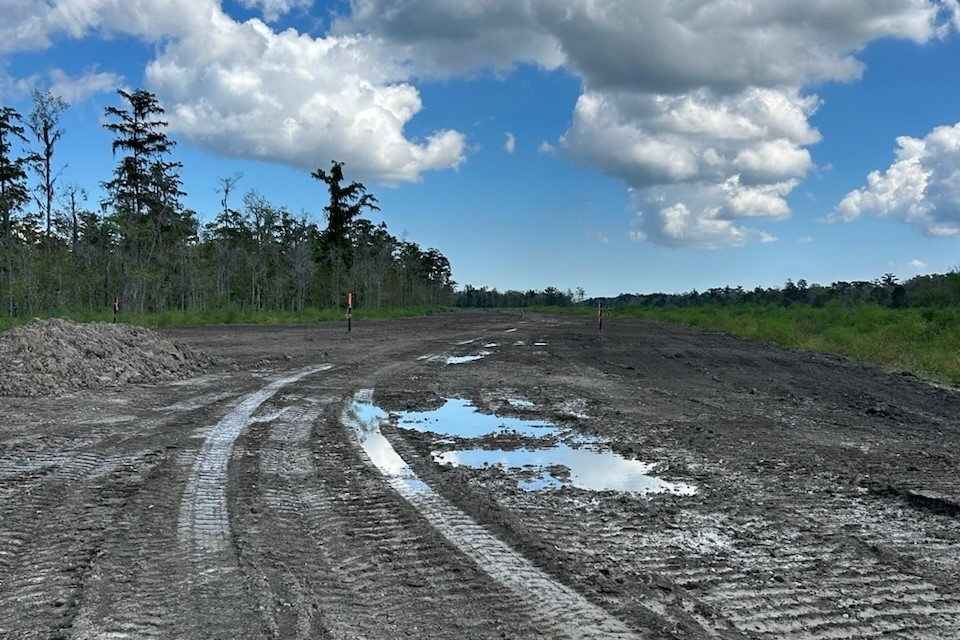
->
0, 89, 454, 316
589, 272, 960, 310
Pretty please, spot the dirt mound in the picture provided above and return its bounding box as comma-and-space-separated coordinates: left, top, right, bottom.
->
0, 318, 214, 396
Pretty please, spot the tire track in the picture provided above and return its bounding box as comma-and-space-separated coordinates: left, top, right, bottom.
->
241, 383, 544, 638
177, 364, 332, 553
343, 388, 644, 640
0, 452, 159, 639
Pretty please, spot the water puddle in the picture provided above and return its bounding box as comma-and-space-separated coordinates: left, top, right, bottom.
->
484, 343, 499, 348
534, 342, 548, 346
350, 397, 430, 491
396, 398, 557, 439
445, 351, 492, 365
342, 390, 641, 636
392, 398, 695, 496
434, 446, 696, 494
505, 328, 518, 333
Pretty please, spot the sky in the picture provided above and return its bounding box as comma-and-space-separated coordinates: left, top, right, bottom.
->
2, 1, 960, 297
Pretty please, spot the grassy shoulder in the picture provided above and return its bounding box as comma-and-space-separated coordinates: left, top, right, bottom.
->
533, 303, 960, 385
0, 305, 453, 332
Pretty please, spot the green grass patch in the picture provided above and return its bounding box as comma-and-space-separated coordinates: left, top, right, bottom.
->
599, 303, 960, 384
0, 305, 452, 331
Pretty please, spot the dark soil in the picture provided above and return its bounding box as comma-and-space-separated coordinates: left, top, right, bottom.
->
1, 311, 958, 639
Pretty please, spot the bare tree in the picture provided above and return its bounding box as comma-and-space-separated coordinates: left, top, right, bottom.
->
28, 90, 68, 252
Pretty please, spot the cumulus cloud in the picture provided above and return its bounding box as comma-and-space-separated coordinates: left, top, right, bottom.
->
834, 122, 960, 237
4, 0, 959, 225
48, 67, 123, 102
342, 0, 957, 247
2, 0, 466, 183
504, 131, 516, 154
147, 18, 465, 182
908, 258, 928, 269
238, 0, 314, 23
344, 0, 952, 88
561, 87, 814, 245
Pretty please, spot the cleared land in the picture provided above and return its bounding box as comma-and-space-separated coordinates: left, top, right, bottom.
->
1, 312, 958, 639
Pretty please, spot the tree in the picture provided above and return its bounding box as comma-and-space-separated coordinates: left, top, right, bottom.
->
0, 106, 33, 314
102, 89, 185, 310
28, 90, 68, 251
311, 160, 379, 246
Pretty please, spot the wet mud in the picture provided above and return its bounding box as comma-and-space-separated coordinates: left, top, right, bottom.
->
1, 311, 959, 638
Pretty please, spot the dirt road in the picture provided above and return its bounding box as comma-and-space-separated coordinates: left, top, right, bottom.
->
1, 311, 958, 639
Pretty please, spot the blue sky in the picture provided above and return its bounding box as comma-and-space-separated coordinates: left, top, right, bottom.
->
3, 1, 960, 296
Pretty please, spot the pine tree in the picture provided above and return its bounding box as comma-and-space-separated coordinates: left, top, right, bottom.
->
0, 106, 33, 314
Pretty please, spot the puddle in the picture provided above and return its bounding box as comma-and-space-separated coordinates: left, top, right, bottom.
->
484, 343, 499, 348
350, 396, 430, 491
445, 351, 492, 365
393, 399, 696, 496
534, 342, 548, 346
342, 390, 641, 636
434, 445, 696, 495
396, 398, 557, 439
456, 338, 479, 345
505, 328, 518, 333
514, 340, 525, 346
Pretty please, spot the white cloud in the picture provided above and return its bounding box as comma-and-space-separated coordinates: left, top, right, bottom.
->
340, 0, 957, 247
48, 67, 123, 102
148, 20, 466, 182
798, 235, 814, 244
630, 182, 793, 250
238, 0, 313, 23
537, 140, 555, 155
834, 122, 960, 236
4, 0, 959, 221
344, 1, 952, 88
0, 0, 466, 184
908, 258, 928, 269
504, 131, 516, 154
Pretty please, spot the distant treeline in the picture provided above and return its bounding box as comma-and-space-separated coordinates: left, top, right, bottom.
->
587, 273, 960, 310
454, 285, 580, 308
1, 89, 453, 317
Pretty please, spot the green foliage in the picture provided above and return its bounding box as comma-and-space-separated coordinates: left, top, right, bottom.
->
0, 305, 451, 332
602, 303, 960, 384
311, 160, 379, 247
455, 286, 575, 308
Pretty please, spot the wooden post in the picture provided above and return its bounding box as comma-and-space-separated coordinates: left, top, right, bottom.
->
598, 300, 603, 334
347, 291, 353, 333
113, 296, 120, 323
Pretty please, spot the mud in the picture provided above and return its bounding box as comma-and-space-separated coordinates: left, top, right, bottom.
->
0, 318, 213, 396
1, 312, 958, 638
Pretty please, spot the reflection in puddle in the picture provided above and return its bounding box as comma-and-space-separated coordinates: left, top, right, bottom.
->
350, 396, 430, 491
394, 399, 696, 496
434, 446, 696, 495
445, 351, 492, 365
396, 398, 557, 439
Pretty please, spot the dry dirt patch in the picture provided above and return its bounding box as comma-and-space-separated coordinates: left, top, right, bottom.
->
0, 318, 213, 397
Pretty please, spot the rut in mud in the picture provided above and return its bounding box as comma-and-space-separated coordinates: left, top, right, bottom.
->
0, 312, 958, 639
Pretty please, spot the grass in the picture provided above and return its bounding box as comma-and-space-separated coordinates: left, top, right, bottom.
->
598, 303, 960, 385
0, 305, 452, 332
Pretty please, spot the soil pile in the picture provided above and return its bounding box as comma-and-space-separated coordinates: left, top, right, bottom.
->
0, 318, 213, 396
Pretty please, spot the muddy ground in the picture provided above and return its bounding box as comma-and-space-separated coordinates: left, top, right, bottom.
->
1, 311, 958, 639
